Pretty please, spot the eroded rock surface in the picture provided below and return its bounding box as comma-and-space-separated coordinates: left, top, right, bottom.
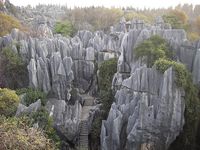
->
101, 67, 185, 150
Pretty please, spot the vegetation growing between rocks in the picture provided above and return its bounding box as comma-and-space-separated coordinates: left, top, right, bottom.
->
135, 35, 200, 150
0, 116, 57, 150
0, 88, 20, 117
0, 87, 61, 149
155, 58, 188, 88
134, 35, 172, 67
54, 20, 75, 37
31, 107, 61, 149
90, 58, 117, 148
0, 46, 28, 89
0, 13, 21, 36
16, 88, 47, 106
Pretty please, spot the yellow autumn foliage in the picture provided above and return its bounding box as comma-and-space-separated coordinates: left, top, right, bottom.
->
0, 116, 57, 150
0, 88, 19, 116
0, 13, 21, 37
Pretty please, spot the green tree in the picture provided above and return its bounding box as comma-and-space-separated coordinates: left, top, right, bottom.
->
54, 20, 75, 37
134, 35, 171, 67
163, 9, 188, 29
16, 88, 47, 106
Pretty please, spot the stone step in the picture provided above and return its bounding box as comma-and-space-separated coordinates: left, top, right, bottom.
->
80, 139, 88, 143
80, 130, 88, 133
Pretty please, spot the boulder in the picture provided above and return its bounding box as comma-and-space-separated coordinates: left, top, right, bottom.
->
16, 99, 42, 116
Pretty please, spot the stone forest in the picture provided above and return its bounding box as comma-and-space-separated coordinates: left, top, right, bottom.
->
0, 0, 200, 150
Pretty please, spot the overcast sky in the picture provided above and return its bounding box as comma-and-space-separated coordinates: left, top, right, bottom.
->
9, 0, 200, 9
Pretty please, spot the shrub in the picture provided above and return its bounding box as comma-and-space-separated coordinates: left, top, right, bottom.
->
54, 20, 75, 37
0, 46, 28, 89
90, 116, 103, 143
16, 88, 47, 106
0, 88, 19, 117
0, 13, 21, 36
0, 116, 56, 150
90, 58, 117, 146
154, 58, 188, 88
99, 58, 117, 91
31, 107, 61, 149
134, 35, 171, 67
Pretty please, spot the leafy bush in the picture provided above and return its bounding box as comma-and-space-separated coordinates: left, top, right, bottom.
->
90, 116, 103, 143
90, 58, 117, 146
31, 107, 61, 149
0, 116, 57, 150
0, 46, 28, 89
99, 58, 117, 91
0, 13, 21, 36
154, 58, 188, 88
54, 20, 75, 37
0, 88, 19, 117
16, 88, 47, 106
134, 35, 171, 67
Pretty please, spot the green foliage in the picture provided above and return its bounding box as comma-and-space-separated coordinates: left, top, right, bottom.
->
154, 58, 188, 88
0, 46, 28, 89
100, 89, 115, 117
99, 58, 117, 91
31, 107, 61, 149
54, 20, 75, 37
0, 13, 21, 36
90, 116, 103, 142
90, 58, 117, 145
0, 88, 19, 117
16, 88, 47, 106
134, 35, 171, 67
163, 15, 182, 29
0, 116, 57, 150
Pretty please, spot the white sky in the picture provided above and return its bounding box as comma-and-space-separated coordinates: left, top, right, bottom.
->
9, 0, 200, 9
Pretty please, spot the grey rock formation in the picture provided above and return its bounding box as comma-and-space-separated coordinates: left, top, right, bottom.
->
100, 19, 199, 150
50, 52, 73, 100
101, 67, 185, 150
16, 99, 42, 116
3, 15, 200, 150
46, 99, 82, 141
